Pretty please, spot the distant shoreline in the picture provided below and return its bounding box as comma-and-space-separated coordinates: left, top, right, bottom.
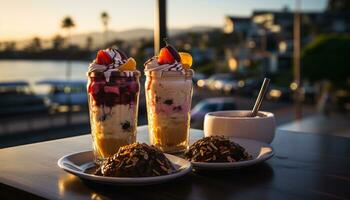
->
0, 58, 90, 62
0, 50, 94, 62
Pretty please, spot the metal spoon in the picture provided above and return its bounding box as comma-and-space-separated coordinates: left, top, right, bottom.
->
247, 78, 270, 117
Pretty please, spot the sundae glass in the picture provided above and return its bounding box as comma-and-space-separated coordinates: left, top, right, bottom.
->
87, 48, 140, 163
144, 41, 194, 153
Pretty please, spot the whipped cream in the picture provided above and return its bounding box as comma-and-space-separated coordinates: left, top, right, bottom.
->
88, 48, 130, 82
144, 57, 184, 72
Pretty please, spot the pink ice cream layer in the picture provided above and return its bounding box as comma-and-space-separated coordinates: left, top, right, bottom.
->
154, 100, 191, 116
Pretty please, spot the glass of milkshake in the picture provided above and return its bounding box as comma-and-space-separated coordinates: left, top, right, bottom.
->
144, 42, 194, 153
87, 48, 140, 163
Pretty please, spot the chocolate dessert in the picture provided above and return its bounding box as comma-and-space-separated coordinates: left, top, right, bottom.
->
185, 136, 252, 163
95, 143, 176, 177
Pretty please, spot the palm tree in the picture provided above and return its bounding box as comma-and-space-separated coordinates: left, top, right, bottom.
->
61, 16, 75, 47
52, 34, 65, 50
101, 12, 110, 47
29, 37, 42, 52
60, 16, 75, 76
61, 16, 75, 123
4, 42, 16, 52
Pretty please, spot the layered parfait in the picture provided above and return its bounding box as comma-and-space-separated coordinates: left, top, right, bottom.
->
87, 48, 140, 162
144, 41, 194, 153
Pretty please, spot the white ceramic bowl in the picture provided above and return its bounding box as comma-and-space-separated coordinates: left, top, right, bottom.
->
203, 110, 276, 144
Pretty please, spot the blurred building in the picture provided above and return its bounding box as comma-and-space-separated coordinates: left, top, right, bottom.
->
224, 7, 350, 76
224, 16, 251, 38
191, 47, 216, 63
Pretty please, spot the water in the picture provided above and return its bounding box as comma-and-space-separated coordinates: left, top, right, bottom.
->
0, 60, 89, 85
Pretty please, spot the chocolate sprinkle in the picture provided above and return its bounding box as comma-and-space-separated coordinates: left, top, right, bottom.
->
121, 121, 131, 132
163, 99, 173, 105
185, 136, 252, 163
95, 143, 176, 177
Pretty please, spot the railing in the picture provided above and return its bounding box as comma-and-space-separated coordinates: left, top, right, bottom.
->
0, 112, 89, 135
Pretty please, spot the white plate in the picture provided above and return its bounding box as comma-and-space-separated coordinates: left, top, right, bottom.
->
57, 151, 192, 186
190, 138, 274, 170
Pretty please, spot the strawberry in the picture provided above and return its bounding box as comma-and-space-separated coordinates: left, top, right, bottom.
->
158, 48, 175, 64
96, 50, 113, 65
157, 39, 181, 65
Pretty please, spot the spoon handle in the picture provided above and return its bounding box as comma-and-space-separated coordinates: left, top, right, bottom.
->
251, 78, 270, 117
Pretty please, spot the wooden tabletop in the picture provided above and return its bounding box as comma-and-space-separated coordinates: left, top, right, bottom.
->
0, 126, 349, 200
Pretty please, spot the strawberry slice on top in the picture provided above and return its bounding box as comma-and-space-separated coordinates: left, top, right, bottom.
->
158, 47, 175, 64
157, 39, 181, 65
96, 50, 113, 65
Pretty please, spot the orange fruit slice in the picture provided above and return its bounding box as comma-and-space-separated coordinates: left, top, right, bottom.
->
179, 52, 192, 69
119, 58, 137, 71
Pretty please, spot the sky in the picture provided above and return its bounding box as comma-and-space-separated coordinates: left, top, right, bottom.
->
0, 0, 327, 41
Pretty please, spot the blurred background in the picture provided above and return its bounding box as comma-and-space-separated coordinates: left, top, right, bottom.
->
0, 0, 349, 147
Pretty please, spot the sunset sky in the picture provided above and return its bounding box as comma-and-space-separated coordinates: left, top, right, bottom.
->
0, 0, 327, 41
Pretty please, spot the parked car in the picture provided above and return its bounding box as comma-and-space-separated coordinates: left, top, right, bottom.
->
238, 78, 261, 96
266, 86, 292, 102
0, 81, 48, 118
202, 73, 236, 91
36, 80, 87, 112
216, 77, 239, 94
192, 73, 206, 84
190, 97, 237, 129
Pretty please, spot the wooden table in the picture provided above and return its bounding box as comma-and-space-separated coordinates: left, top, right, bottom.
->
1, 126, 349, 200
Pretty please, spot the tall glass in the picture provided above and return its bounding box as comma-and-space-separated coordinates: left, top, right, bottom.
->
87, 71, 140, 163
145, 70, 194, 153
